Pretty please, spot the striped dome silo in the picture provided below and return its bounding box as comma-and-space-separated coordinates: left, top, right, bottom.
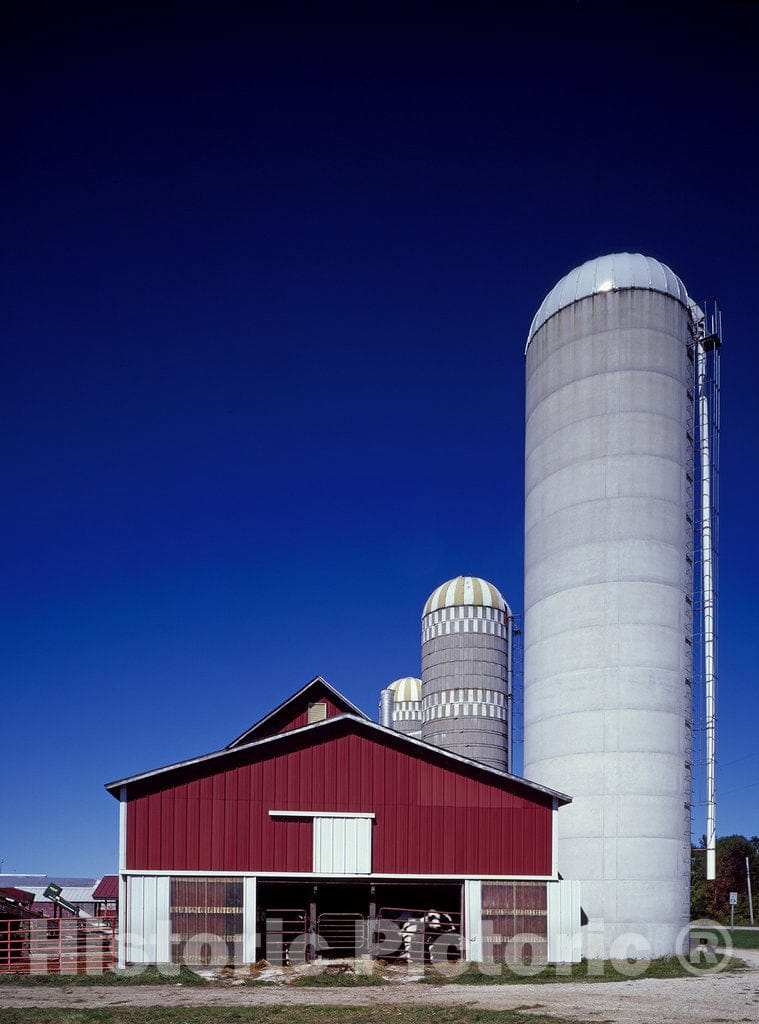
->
388, 676, 423, 737
423, 576, 509, 617
421, 577, 513, 770
389, 676, 423, 702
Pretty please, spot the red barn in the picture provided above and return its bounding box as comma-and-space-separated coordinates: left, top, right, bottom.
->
106, 677, 579, 967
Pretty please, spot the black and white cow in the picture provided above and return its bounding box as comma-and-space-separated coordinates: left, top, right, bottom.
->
397, 910, 457, 963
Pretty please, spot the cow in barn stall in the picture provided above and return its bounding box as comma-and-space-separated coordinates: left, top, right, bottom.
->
395, 909, 459, 963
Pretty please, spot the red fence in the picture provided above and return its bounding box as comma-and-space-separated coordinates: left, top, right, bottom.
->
0, 918, 116, 974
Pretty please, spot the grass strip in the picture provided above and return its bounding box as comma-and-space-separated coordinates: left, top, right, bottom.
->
711, 929, 759, 949
289, 972, 385, 987
421, 955, 748, 984
0, 966, 206, 987
0, 1009, 587, 1024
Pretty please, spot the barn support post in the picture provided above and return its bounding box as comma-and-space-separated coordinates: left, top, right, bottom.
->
368, 885, 377, 959
309, 887, 317, 962
464, 880, 482, 963
118, 786, 127, 969
460, 882, 465, 960
243, 877, 257, 964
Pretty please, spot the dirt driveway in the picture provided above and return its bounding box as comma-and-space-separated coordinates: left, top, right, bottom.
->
2, 952, 758, 1023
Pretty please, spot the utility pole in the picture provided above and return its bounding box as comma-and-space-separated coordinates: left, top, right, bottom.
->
747, 856, 755, 926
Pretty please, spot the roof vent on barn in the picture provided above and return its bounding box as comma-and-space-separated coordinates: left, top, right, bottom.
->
226, 676, 369, 748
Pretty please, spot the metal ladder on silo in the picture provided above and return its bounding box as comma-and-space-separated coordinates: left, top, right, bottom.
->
690, 298, 721, 881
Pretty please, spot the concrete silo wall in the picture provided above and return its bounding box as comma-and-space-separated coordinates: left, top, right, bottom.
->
523, 288, 693, 958
392, 700, 423, 737
421, 604, 510, 770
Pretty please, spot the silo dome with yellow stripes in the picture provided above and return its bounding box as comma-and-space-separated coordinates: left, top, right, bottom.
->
423, 576, 509, 617
388, 676, 422, 702
387, 676, 423, 737
421, 576, 512, 771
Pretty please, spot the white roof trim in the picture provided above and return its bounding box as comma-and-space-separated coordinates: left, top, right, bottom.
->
361, 717, 571, 803
106, 715, 343, 790
269, 810, 376, 819
106, 712, 571, 805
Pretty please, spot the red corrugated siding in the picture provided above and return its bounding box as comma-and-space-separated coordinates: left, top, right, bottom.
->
126, 724, 553, 876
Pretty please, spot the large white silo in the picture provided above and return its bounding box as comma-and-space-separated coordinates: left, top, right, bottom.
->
523, 254, 697, 958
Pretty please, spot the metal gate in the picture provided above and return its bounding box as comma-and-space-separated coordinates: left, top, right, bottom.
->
262, 908, 308, 966
316, 913, 365, 956
0, 918, 116, 974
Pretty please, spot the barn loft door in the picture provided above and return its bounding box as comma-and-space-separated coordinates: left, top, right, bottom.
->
312, 816, 372, 873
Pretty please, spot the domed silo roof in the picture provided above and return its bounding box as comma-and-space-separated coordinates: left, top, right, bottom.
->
388, 677, 422, 702
423, 576, 508, 617
526, 252, 690, 351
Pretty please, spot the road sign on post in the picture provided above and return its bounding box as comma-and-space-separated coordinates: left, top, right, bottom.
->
729, 891, 738, 929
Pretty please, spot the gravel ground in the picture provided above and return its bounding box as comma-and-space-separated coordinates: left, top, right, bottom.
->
1, 952, 758, 1023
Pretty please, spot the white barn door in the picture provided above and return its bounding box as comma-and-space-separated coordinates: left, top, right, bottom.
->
547, 879, 581, 964
313, 816, 372, 873
126, 876, 170, 964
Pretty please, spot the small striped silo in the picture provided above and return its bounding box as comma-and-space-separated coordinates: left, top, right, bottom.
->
421, 576, 512, 771
384, 676, 423, 737
522, 253, 695, 958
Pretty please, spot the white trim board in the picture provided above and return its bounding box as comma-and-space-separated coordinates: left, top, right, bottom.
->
551, 797, 559, 878
106, 713, 570, 805
118, 787, 127, 969
122, 869, 556, 881
269, 810, 375, 819
243, 877, 257, 964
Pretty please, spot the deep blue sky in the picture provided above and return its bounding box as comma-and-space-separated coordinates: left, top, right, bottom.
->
3, 1, 757, 876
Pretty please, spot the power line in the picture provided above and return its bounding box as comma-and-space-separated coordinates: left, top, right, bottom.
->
717, 782, 757, 798
720, 751, 759, 768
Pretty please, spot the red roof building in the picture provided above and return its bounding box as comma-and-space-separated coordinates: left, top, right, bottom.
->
106, 678, 580, 968
92, 877, 119, 901
92, 876, 119, 920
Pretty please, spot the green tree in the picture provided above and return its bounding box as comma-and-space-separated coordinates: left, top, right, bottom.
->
692, 834, 759, 924
691, 835, 708, 918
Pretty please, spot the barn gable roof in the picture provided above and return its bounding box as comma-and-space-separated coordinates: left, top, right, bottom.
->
105, 710, 571, 806
226, 675, 368, 748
